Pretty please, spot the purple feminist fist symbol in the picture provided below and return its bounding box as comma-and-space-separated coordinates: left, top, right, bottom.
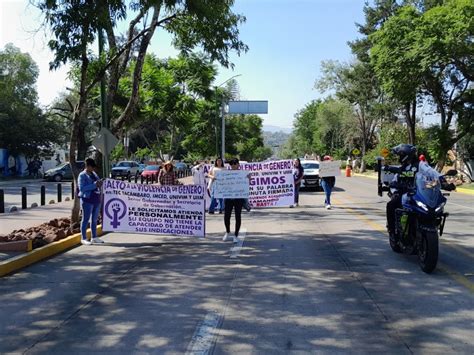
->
104, 198, 127, 229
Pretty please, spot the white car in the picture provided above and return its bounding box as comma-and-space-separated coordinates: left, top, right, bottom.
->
111, 161, 140, 179
300, 160, 321, 189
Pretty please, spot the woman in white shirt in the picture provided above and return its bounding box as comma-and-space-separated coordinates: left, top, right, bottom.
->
208, 158, 225, 214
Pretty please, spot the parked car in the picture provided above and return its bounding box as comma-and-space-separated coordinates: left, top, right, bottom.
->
141, 165, 160, 179
300, 160, 321, 189
138, 163, 146, 174
43, 161, 85, 182
174, 162, 187, 171
110, 161, 140, 179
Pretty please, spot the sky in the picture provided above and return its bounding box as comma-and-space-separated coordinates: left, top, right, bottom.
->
0, 0, 367, 130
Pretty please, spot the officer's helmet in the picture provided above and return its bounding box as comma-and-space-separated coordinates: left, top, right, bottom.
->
391, 144, 417, 165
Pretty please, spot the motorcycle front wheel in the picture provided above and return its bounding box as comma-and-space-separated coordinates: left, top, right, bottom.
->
418, 229, 439, 273
389, 232, 402, 253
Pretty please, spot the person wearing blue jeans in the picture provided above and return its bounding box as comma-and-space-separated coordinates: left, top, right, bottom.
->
208, 196, 224, 214
321, 155, 336, 210
78, 158, 104, 245
207, 157, 225, 214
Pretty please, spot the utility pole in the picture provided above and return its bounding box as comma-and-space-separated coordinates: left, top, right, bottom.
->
98, 29, 109, 178
215, 74, 242, 160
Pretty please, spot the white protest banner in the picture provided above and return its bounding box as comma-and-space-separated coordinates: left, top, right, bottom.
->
213, 170, 249, 199
102, 179, 205, 237
249, 169, 294, 207
319, 160, 341, 177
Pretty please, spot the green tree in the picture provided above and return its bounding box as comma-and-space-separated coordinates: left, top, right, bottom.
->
316, 61, 391, 171
370, 0, 474, 170
0, 44, 63, 162
36, 0, 247, 223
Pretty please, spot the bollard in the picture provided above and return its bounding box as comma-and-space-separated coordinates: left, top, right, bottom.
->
151, 174, 155, 184
146, 176, 149, 184
0, 189, 4, 213
140, 175, 144, 184
57, 183, 62, 203
21, 187, 27, 209
128, 174, 131, 183
40, 186, 46, 206
71, 181, 75, 199
134, 175, 138, 183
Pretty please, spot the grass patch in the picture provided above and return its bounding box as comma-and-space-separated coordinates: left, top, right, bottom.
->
459, 183, 474, 190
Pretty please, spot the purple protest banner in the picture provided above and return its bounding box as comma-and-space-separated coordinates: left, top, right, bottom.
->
102, 179, 205, 237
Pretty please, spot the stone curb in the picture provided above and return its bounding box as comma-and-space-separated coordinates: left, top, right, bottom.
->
0, 225, 103, 278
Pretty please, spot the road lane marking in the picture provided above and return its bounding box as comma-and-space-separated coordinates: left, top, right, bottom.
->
437, 264, 474, 293
448, 201, 474, 211
185, 311, 222, 355
339, 195, 474, 261
230, 228, 246, 259
333, 196, 474, 294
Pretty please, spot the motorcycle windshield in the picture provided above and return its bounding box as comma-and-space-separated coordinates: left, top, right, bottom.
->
416, 174, 441, 208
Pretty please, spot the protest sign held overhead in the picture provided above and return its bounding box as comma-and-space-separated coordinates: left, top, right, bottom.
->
319, 160, 341, 177
102, 179, 206, 237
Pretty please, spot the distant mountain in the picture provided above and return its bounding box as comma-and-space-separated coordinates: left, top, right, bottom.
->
263, 125, 292, 134
263, 130, 291, 152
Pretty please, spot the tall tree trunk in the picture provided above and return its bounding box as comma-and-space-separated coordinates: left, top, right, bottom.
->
70, 46, 90, 225
113, 6, 160, 133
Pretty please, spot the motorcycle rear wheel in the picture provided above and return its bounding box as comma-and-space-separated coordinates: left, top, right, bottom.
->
418, 230, 439, 273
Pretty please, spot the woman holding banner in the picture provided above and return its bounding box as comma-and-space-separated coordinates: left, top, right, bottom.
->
78, 158, 104, 245
159, 161, 178, 185
208, 158, 225, 214
321, 155, 336, 210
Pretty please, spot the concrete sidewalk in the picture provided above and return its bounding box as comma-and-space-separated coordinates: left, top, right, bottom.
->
0, 200, 73, 236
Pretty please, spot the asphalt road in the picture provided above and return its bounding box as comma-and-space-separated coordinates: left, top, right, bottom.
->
0, 176, 472, 354
0, 179, 74, 211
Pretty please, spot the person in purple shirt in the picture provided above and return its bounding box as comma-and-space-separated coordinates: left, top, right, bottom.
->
77, 158, 104, 245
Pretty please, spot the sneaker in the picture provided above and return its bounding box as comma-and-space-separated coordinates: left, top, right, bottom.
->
233, 235, 240, 244
208, 211, 215, 215
289, 205, 294, 208
91, 237, 104, 244
81, 239, 91, 245
295, 203, 299, 207
219, 210, 223, 214
326, 204, 332, 210
223, 233, 230, 241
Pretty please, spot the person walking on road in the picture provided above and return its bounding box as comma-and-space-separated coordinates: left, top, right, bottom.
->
321, 155, 336, 210
208, 157, 225, 214
159, 161, 179, 185
222, 158, 248, 243
78, 158, 104, 245
292, 158, 304, 207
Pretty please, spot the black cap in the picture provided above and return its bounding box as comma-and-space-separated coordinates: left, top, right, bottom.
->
85, 158, 96, 167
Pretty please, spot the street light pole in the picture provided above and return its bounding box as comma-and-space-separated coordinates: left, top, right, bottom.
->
215, 74, 241, 160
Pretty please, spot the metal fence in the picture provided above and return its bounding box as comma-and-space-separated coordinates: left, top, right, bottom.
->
0, 169, 192, 214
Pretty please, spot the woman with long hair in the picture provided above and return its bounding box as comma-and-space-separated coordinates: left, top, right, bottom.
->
208, 157, 225, 214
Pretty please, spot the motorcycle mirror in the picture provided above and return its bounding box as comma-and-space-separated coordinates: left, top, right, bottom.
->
445, 169, 457, 177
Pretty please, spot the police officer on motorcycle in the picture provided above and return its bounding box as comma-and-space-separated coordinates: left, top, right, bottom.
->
386, 144, 455, 241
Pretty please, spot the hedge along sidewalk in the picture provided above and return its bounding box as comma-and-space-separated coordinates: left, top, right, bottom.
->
0, 226, 103, 277
352, 172, 474, 196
